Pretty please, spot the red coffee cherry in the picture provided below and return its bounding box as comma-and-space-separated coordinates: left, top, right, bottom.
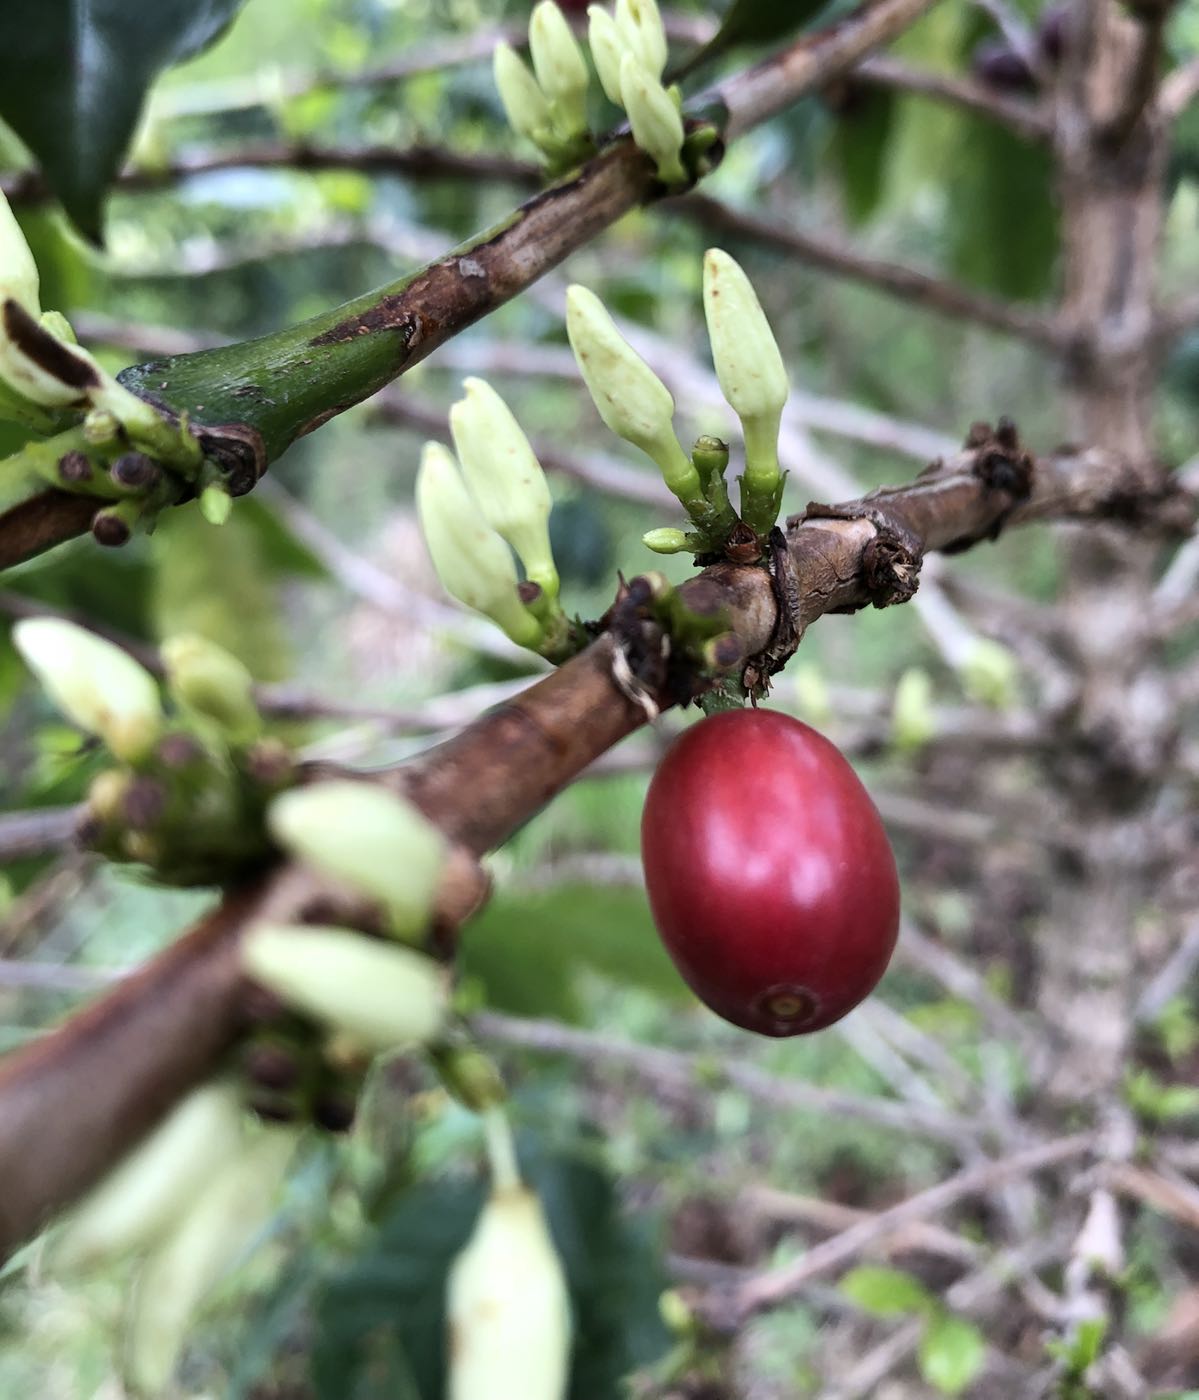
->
641, 709, 900, 1037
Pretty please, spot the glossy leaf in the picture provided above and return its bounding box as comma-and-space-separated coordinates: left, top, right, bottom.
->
0, 0, 248, 239
828, 86, 896, 226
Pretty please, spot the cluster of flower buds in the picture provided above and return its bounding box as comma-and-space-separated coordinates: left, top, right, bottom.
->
493, 0, 693, 185
417, 377, 576, 661
588, 0, 686, 182
566, 248, 790, 556
494, 2, 594, 170
446, 1105, 573, 1400
0, 188, 236, 543
13, 619, 292, 884
49, 1079, 299, 1394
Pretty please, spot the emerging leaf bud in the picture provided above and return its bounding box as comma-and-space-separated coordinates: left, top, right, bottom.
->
199, 482, 233, 525
51, 1082, 246, 1272
0, 189, 40, 316
642, 526, 690, 554
892, 667, 936, 753
565, 286, 701, 507
620, 52, 686, 184
529, 1, 590, 134
959, 638, 1019, 709
13, 618, 163, 761
416, 441, 544, 648
615, 0, 668, 77
588, 6, 626, 104
494, 41, 554, 146
125, 1124, 299, 1395
161, 633, 261, 743
447, 1184, 573, 1400
242, 924, 450, 1052
449, 377, 559, 601
703, 248, 790, 533
268, 780, 446, 933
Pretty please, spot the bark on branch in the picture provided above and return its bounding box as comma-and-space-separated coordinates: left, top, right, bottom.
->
0, 434, 1189, 1259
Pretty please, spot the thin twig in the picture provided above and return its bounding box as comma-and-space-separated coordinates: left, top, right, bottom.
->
855, 54, 1052, 143
678, 193, 1063, 348
722, 1133, 1097, 1327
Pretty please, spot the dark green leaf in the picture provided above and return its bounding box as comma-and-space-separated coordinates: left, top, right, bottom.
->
0, 0, 249, 238
460, 884, 690, 1023
918, 1313, 986, 1397
947, 115, 1058, 302
827, 86, 896, 226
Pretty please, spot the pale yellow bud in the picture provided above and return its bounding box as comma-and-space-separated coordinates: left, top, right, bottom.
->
450, 377, 558, 600
892, 668, 936, 753
615, 0, 668, 77
161, 633, 260, 742
494, 42, 553, 145
242, 923, 450, 1052
0, 189, 40, 316
267, 780, 446, 932
529, 2, 589, 105
565, 285, 699, 505
52, 1082, 245, 1273
13, 618, 162, 761
124, 1125, 299, 1395
619, 52, 685, 183
416, 441, 544, 648
588, 6, 626, 104
960, 639, 1020, 709
447, 1185, 573, 1400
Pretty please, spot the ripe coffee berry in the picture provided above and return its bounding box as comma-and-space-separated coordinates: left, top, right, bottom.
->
641, 709, 900, 1036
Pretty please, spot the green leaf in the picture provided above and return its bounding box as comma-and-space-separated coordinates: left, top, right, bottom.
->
460, 884, 691, 1023
827, 86, 896, 226
918, 1313, 986, 1397
151, 503, 289, 680
947, 111, 1057, 302
840, 1265, 933, 1317
0, 0, 249, 239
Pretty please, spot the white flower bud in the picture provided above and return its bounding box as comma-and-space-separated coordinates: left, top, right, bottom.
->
447, 1185, 573, 1400
13, 618, 163, 761
588, 6, 626, 105
416, 441, 544, 648
124, 1125, 299, 1396
703, 248, 789, 514
529, 2, 589, 106
161, 633, 260, 742
494, 41, 553, 145
241, 923, 450, 1052
565, 286, 699, 504
449, 377, 558, 600
267, 780, 446, 932
0, 189, 40, 316
619, 52, 685, 184
51, 1082, 246, 1273
615, 0, 668, 77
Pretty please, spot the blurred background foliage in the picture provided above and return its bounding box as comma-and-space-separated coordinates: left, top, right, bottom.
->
1, 0, 1198, 1396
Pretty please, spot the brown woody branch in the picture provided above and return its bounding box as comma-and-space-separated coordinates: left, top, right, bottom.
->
676, 193, 1064, 348
853, 54, 1052, 142
0, 434, 1190, 1258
